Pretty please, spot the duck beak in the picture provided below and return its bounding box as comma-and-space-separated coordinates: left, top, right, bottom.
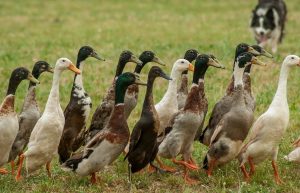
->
248, 46, 261, 56
251, 57, 266, 66
133, 73, 147, 85
188, 63, 194, 72
129, 55, 143, 66
152, 56, 165, 66
261, 49, 273, 58
91, 51, 105, 61
27, 73, 40, 84
47, 66, 54, 73
159, 71, 172, 80
208, 58, 225, 69
68, 64, 81, 74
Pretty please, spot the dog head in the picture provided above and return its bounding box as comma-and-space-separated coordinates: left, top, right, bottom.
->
250, 7, 276, 43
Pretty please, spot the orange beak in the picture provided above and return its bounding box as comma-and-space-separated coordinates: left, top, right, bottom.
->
188, 63, 194, 72
68, 64, 81, 74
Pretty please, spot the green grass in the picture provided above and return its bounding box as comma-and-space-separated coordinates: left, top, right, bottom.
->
1, 0, 300, 192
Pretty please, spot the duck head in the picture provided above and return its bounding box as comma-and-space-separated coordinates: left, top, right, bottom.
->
234, 52, 266, 87
6, 67, 39, 95
115, 72, 146, 104
77, 46, 105, 64
115, 50, 143, 77
251, 45, 273, 58
172, 59, 194, 77
235, 43, 260, 58
30, 61, 53, 86
148, 66, 172, 82
55, 58, 81, 74
134, 51, 165, 74
282, 55, 300, 67
192, 54, 224, 84
182, 49, 199, 75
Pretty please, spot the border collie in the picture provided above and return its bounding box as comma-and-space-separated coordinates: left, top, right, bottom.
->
250, 0, 287, 53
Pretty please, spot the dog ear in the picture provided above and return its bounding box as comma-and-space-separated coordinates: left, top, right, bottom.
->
266, 8, 274, 21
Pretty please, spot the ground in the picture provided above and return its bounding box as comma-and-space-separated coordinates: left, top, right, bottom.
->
0, 0, 300, 192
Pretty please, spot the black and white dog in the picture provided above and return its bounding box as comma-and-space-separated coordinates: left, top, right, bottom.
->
250, 0, 287, 53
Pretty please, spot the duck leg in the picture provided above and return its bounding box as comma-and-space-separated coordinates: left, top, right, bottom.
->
183, 166, 198, 185
148, 162, 166, 174
0, 168, 8, 174
90, 172, 97, 184
46, 161, 51, 178
172, 158, 199, 170
15, 154, 25, 181
271, 160, 283, 185
206, 159, 216, 176
11, 161, 15, 175
248, 157, 255, 176
240, 164, 250, 182
155, 156, 176, 173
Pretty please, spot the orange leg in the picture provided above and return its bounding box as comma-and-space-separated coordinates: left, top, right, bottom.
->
46, 161, 51, 178
155, 156, 176, 173
183, 166, 198, 185
248, 157, 255, 176
147, 164, 156, 173
172, 158, 199, 170
90, 172, 97, 184
206, 159, 216, 176
0, 168, 8, 175
11, 161, 15, 175
271, 160, 283, 185
15, 154, 24, 181
240, 164, 250, 182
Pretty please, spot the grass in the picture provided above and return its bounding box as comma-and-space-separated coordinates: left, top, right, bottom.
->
1, 0, 300, 192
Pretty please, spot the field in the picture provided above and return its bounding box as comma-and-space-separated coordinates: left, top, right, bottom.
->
1, 0, 300, 192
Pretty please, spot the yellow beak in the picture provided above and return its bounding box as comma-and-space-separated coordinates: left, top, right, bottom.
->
68, 64, 81, 74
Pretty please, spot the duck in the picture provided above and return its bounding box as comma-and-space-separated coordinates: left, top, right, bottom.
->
124, 51, 165, 120
203, 52, 265, 176
157, 54, 224, 184
8, 61, 53, 175
238, 55, 300, 184
199, 43, 269, 146
61, 72, 146, 184
284, 137, 300, 163
0, 67, 39, 174
15, 58, 80, 181
177, 49, 199, 110
58, 46, 105, 164
86, 51, 142, 142
155, 59, 194, 136
124, 66, 171, 174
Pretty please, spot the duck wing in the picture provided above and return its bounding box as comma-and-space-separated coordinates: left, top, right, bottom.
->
124, 122, 142, 160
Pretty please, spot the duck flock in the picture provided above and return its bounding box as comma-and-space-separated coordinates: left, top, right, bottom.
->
0, 44, 300, 186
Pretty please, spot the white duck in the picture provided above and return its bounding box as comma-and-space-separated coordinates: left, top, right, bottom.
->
0, 67, 39, 174
239, 55, 300, 184
15, 58, 80, 181
155, 59, 194, 135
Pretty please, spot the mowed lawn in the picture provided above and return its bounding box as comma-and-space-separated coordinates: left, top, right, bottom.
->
1, 0, 300, 192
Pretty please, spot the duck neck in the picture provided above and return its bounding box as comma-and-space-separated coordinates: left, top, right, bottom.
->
115, 58, 127, 77
271, 64, 289, 107
134, 61, 146, 74
167, 67, 181, 94
29, 67, 41, 88
6, 75, 23, 96
73, 59, 85, 91
46, 68, 62, 107
233, 64, 244, 88
193, 64, 208, 84
143, 76, 155, 109
115, 83, 129, 104
244, 64, 252, 74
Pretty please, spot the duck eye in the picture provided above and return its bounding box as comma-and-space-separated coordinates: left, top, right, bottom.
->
291, 57, 295, 60
181, 61, 184, 64
62, 59, 66, 62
